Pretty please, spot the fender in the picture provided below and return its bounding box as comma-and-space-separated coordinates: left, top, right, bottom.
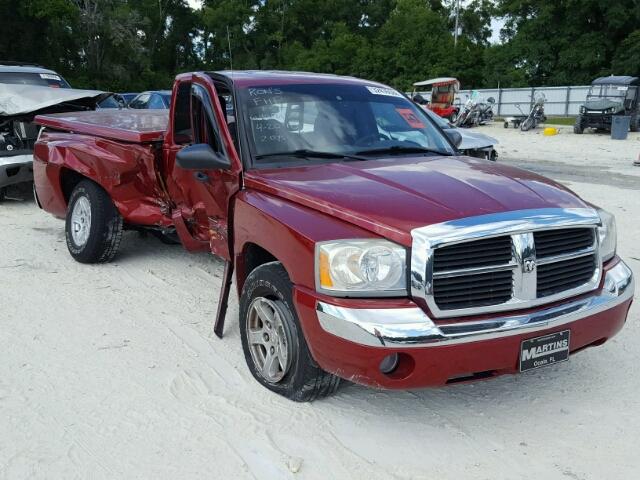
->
211, 188, 378, 339
34, 130, 172, 226
232, 189, 378, 295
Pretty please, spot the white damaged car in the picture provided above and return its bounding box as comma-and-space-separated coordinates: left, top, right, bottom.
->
0, 63, 108, 200
420, 103, 499, 161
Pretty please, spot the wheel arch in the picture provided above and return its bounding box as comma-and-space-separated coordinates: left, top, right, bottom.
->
236, 242, 280, 293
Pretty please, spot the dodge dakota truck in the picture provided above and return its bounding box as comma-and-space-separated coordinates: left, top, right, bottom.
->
33, 71, 634, 401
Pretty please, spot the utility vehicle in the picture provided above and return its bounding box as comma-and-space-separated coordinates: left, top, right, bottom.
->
575, 76, 639, 134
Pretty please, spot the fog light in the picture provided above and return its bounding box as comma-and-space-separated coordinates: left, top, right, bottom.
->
379, 353, 399, 374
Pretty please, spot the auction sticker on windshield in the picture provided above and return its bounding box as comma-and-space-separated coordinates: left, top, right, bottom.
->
366, 86, 404, 98
519, 330, 570, 372
40, 73, 61, 81
395, 108, 425, 129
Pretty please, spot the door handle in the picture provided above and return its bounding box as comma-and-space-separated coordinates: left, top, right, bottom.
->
194, 171, 209, 182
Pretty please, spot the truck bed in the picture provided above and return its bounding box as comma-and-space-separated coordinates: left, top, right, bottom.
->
35, 109, 168, 143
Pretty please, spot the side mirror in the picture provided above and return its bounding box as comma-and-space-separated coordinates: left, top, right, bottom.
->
176, 143, 230, 170
445, 129, 463, 148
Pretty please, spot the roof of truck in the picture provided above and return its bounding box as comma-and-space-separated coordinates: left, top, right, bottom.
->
592, 75, 639, 86
35, 109, 168, 143
214, 70, 389, 88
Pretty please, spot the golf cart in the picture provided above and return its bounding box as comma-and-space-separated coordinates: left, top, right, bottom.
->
412, 77, 460, 121
574, 76, 639, 134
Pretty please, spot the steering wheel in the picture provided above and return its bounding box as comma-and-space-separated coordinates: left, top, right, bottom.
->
354, 132, 391, 146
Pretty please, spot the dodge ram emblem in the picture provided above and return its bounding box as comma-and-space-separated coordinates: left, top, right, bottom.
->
523, 258, 536, 273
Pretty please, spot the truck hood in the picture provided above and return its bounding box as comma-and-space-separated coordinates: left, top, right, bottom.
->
0, 84, 110, 120
584, 99, 623, 112
245, 156, 588, 246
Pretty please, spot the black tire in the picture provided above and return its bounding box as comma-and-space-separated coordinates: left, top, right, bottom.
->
574, 116, 584, 134
65, 180, 123, 263
631, 114, 639, 133
520, 117, 534, 131
239, 262, 340, 402
503, 121, 509, 129
0, 187, 5, 202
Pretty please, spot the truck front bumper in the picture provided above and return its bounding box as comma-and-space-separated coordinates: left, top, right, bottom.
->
0, 154, 33, 190
293, 259, 634, 389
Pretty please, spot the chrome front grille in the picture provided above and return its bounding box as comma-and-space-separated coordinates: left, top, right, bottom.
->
537, 253, 597, 297
433, 236, 512, 270
433, 269, 513, 310
534, 228, 595, 258
410, 209, 603, 319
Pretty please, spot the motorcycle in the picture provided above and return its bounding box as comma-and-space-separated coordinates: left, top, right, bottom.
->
519, 93, 547, 131
476, 96, 495, 124
454, 91, 481, 128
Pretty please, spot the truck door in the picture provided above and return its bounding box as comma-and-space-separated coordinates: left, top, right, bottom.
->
162, 73, 242, 260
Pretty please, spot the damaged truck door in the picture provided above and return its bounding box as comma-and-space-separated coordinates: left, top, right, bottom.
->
162, 73, 242, 259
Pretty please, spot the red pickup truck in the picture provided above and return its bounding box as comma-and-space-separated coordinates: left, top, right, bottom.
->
33, 71, 634, 401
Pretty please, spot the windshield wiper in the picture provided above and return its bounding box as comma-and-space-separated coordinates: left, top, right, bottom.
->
255, 149, 367, 162
355, 145, 451, 157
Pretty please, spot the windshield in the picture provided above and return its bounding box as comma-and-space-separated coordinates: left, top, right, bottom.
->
239, 83, 455, 166
0, 71, 70, 88
421, 106, 451, 129
587, 84, 632, 101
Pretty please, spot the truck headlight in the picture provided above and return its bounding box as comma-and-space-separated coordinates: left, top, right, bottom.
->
580, 106, 586, 114
316, 239, 407, 296
597, 208, 617, 262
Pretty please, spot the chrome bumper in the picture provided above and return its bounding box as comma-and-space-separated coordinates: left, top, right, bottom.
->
316, 261, 634, 348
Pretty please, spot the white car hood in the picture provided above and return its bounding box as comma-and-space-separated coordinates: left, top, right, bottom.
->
0, 84, 108, 117
457, 128, 498, 150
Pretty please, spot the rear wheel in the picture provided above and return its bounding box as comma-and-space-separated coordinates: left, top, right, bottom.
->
574, 115, 585, 134
239, 262, 340, 402
65, 180, 123, 263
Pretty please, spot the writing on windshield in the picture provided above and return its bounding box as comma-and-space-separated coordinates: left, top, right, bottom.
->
240, 83, 453, 164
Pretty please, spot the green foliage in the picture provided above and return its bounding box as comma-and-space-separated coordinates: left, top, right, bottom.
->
0, 0, 638, 92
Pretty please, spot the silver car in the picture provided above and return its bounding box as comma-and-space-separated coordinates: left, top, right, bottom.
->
421, 105, 498, 161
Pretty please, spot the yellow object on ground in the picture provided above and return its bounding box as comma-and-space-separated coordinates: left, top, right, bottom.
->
543, 127, 559, 136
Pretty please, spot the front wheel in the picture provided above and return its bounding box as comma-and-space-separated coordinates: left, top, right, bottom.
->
239, 262, 340, 402
65, 180, 123, 263
574, 115, 585, 134
630, 114, 639, 132
520, 117, 534, 131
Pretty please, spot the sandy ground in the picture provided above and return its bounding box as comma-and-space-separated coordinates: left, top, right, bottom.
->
1, 128, 639, 479
487, 122, 640, 188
